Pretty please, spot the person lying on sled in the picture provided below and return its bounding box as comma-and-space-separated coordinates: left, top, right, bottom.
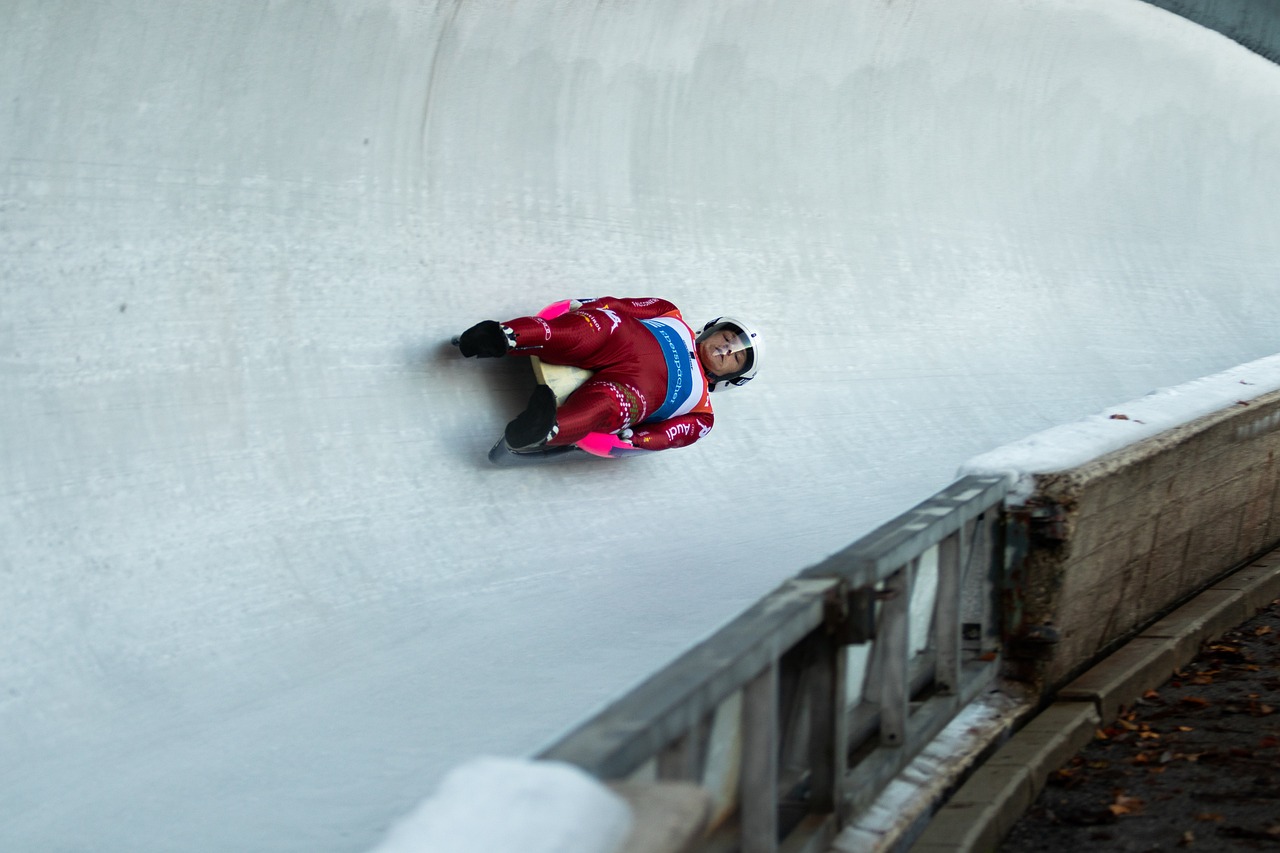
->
455, 296, 762, 454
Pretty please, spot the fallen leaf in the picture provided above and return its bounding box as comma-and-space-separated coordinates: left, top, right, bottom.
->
1256, 626, 1272, 636
1139, 731, 1162, 740
1180, 696, 1211, 708
1143, 689, 1161, 700
1110, 793, 1144, 816
1195, 812, 1224, 823
1109, 413, 1130, 420
1179, 830, 1195, 847
1177, 726, 1194, 732
1049, 769, 1074, 783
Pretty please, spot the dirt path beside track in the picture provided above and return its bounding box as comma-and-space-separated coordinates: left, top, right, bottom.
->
1001, 598, 1280, 852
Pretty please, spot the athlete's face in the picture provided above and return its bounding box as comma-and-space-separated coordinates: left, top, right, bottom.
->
698, 328, 750, 379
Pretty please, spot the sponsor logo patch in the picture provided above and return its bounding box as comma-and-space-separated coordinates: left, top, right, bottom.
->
601, 309, 622, 334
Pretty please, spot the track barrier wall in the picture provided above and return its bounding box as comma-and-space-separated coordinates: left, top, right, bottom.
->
540, 386, 1280, 853
1004, 387, 1280, 693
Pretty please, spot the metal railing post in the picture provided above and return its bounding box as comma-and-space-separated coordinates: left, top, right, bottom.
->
741, 661, 780, 853
935, 525, 969, 694
806, 630, 847, 815
657, 728, 700, 781
872, 558, 916, 746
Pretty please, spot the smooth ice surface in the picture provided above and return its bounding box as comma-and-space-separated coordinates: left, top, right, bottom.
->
3, 1, 1279, 850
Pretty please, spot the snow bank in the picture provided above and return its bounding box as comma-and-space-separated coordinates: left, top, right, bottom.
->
368, 757, 631, 853
959, 353, 1280, 503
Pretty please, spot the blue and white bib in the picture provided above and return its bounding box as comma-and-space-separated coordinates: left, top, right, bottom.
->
638, 317, 708, 422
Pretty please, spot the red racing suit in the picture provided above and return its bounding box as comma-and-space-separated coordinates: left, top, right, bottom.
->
502, 297, 714, 451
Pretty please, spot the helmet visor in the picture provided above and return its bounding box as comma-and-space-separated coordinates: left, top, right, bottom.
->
697, 321, 755, 380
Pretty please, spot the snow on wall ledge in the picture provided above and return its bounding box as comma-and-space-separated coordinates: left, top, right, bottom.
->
3, 0, 1280, 850
958, 353, 1280, 504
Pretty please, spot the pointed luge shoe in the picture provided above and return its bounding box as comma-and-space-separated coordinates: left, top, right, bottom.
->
504, 385, 559, 451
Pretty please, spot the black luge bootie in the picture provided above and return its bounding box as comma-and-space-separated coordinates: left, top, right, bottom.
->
455, 320, 515, 358
504, 385, 559, 451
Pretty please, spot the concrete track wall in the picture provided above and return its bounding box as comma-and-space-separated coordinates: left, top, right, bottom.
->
1009, 391, 1280, 690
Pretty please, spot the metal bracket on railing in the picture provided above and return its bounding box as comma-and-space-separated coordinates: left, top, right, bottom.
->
823, 583, 876, 645
1010, 497, 1069, 544
1011, 622, 1062, 659
1002, 499, 1068, 666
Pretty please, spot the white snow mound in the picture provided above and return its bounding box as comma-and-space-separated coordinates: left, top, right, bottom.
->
368, 757, 632, 853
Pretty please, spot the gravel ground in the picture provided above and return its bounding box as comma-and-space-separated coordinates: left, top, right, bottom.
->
1001, 598, 1280, 853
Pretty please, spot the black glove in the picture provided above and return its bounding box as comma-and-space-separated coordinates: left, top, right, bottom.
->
455, 320, 511, 358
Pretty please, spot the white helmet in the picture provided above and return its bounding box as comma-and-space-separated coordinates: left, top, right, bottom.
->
696, 316, 763, 391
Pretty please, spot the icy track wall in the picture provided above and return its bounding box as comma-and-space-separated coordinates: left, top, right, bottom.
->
3, 1, 1280, 851
1142, 0, 1280, 65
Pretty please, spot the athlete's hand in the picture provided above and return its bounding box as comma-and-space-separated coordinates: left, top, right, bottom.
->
576, 430, 646, 457
455, 320, 510, 358
618, 429, 657, 450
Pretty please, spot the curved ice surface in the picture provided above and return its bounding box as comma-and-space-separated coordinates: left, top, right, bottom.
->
3, 1, 1279, 849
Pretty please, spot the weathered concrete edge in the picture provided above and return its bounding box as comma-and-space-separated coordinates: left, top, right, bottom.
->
906, 551, 1280, 853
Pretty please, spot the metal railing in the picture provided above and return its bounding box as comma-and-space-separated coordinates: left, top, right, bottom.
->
539, 475, 1010, 852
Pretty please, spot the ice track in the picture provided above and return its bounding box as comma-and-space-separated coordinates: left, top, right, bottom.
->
2, 1, 1279, 850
